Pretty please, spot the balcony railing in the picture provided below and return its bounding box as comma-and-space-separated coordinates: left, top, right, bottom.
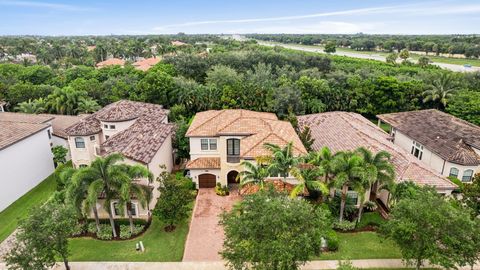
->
227, 155, 240, 163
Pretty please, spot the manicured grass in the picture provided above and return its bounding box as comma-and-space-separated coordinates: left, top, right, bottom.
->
368, 119, 390, 133
0, 169, 58, 243
356, 212, 386, 229
318, 232, 401, 260
69, 209, 193, 261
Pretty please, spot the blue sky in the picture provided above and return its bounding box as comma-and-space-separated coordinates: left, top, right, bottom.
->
0, 0, 479, 35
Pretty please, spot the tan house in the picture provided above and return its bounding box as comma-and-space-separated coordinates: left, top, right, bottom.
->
377, 109, 480, 183
132, 57, 161, 71
65, 100, 174, 219
96, 58, 125, 68
298, 112, 457, 207
185, 109, 307, 188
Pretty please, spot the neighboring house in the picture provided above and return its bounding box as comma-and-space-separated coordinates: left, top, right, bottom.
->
171, 40, 187, 46
40, 114, 88, 160
298, 112, 457, 208
185, 109, 307, 188
0, 113, 54, 211
96, 58, 125, 68
132, 57, 161, 71
377, 109, 480, 183
65, 100, 174, 219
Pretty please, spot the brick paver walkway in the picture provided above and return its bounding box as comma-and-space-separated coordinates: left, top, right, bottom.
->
182, 188, 240, 261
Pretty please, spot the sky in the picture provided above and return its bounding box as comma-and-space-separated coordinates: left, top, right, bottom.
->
0, 0, 480, 35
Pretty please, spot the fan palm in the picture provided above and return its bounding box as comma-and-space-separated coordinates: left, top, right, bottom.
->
354, 147, 395, 222
331, 151, 366, 221
264, 142, 299, 188
423, 73, 459, 109
238, 161, 269, 189
289, 167, 328, 198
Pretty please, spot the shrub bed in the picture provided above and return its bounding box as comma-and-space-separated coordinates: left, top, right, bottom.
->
72, 218, 149, 241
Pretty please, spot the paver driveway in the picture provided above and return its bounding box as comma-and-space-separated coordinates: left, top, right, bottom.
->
183, 188, 240, 261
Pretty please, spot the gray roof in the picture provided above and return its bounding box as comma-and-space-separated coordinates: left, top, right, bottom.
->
377, 109, 480, 166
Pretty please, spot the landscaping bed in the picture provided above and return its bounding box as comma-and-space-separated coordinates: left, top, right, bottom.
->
72, 218, 150, 241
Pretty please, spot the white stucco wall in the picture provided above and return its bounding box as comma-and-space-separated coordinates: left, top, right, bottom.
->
100, 119, 136, 140
189, 137, 220, 160
0, 129, 54, 211
52, 135, 71, 160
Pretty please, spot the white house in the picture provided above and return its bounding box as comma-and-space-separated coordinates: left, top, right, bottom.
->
185, 109, 307, 188
0, 114, 55, 211
377, 109, 480, 183
65, 100, 174, 219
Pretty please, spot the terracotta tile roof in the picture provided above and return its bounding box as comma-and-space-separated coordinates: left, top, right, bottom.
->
66, 100, 171, 164
0, 121, 49, 150
132, 57, 161, 71
0, 112, 53, 124
96, 58, 125, 68
186, 110, 306, 158
40, 114, 89, 139
298, 112, 456, 191
171, 40, 187, 46
377, 109, 480, 166
186, 157, 221, 169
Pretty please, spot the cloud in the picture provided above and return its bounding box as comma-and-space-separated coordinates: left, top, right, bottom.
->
0, 0, 93, 11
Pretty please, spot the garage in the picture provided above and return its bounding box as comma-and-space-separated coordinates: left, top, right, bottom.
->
198, 173, 216, 188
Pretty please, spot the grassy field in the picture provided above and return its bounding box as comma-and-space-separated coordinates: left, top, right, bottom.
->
69, 207, 193, 261
318, 232, 401, 260
261, 40, 480, 67
0, 169, 58, 243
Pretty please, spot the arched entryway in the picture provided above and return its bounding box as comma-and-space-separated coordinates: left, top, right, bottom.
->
198, 173, 216, 188
227, 170, 239, 184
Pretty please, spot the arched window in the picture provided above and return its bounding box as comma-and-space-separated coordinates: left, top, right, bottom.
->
449, 167, 459, 178
74, 137, 85, 148
462, 169, 474, 182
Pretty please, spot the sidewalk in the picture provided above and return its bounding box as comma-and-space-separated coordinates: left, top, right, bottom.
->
1, 259, 479, 270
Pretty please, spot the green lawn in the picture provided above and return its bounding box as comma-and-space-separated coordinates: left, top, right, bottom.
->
318, 232, 401, 260
69, 209, 192, 261
0, 169, 58, 243
356, 212, 386, 229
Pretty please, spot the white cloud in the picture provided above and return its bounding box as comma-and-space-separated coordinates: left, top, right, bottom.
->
0, 0, 93, 11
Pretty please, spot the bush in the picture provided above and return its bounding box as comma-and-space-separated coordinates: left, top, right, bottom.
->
96, 224, 113, 240
325, 230, 339, 251
333, 220, 356, 232
87, 222, 98, 234
215, 183, 229, 196
119, 224, 144, 239
364, 201, 377, 212
337, 260, 358, 270
71, 222, 86, 236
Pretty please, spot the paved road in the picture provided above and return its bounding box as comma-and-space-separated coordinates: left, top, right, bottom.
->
257, 41, 480, 73
182, 188, 240, 262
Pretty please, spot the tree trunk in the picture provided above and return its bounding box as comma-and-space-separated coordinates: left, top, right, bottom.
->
92, 204, 101, 233
357, 201, 364, 224
416, 259, 422, 270
127, 202, 134, 234
107, 208, 117, 238
63, 257, 70, 270
339, 185, 348, 221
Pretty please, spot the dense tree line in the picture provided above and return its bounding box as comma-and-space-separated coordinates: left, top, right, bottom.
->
248, 34, 480, 58
0, 41, 479, 125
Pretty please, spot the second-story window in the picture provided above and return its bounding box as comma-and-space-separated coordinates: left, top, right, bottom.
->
74, 137, 85, 148
201, 138, 217, 150
227, 138, 240, 156
462, 169, 474, 182
411, 141, 423, 160
109, 125, 116, 130
47, 129, 51, 139
449, 167, 459, 178
90, 135, 96, 141
209, 139, 217, 150
201, 139, 209, 150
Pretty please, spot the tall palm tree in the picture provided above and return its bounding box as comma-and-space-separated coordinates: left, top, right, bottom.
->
264, 142, 299, 188
289, 167, 328, 198
354, 147, 395, 222
14, 98, 46, 114
331, 151, 366, 221
68, 154, 142, 238
308, 146, 335, 183
77, 98, 101, 113
423, 73, 459, 109
238, 161, 269, 189
118, 165, 153, 234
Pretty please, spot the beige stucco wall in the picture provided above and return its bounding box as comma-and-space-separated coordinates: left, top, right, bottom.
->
393, 130, 479, 181
100, 119, 136, 140
69, 133, 101, 167
189, 137, 220, 160
91, 199, 150, 220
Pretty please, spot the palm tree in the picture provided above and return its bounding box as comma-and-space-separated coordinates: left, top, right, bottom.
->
264, 142, 299, 188
331, 151, 366, 221
423, 73, 459, 109
289, 166, 328, 198
68, 154, 144, 238
46, 87, 88, 115
15, 98, 46, 114
118, 165, 153, 234
77, 98, 101, 113
308, 146, 335, 183
354, 147, 395, 222
238, 161, 269, 189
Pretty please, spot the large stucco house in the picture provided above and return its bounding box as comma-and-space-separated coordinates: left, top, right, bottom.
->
185, 109, 307, 188
377, 109, 480, 183
0, 112, 55, 211
298, 112, 457, 208
65, 100, 174, 219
